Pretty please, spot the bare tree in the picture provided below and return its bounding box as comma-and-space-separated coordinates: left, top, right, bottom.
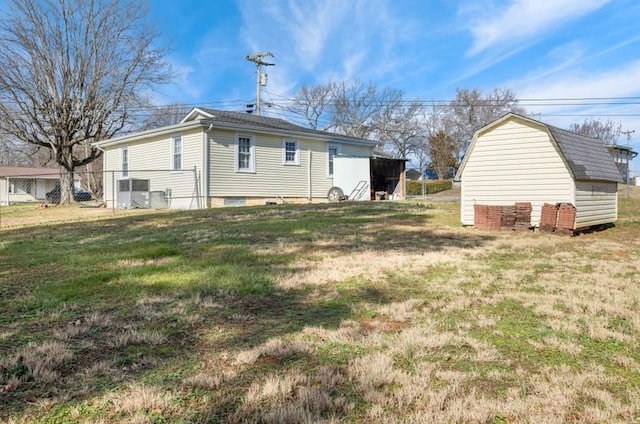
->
569, 118, 622, 144
427, 130, 457, 180
288, 83, 334, 130
445, 88, 526, 163
0, 0, 170, 203
330, 80, 399, 140
0, 132, 53, 167
377, 101, 426, 159
413, 102, 447, 171
138, 103, 192, 131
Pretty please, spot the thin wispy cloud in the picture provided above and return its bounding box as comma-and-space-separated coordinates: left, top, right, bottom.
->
518, 59, 640, 101
465, 0, 611, 56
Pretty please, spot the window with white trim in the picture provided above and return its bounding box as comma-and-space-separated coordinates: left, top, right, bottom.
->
121, 146, 129, 177
171, 134, 183, 171
236, 134, 255, 172
283, 139, 299, 165
327, 144, 340, 176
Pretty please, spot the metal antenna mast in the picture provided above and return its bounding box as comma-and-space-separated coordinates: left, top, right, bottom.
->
245, 52, 275, 115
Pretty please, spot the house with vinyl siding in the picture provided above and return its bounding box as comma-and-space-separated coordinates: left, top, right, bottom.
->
0, 167, 60, 205
94, 108, 377, 208
455, 113, 622, 230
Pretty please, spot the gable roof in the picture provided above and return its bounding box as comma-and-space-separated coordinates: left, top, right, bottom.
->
96, 108, 377, 148
183, 108, 378, 146
456, 113, 622, 183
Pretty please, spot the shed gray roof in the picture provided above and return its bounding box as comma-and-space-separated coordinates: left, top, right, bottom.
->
547, 125, 623, 183
456, 113, 624, 183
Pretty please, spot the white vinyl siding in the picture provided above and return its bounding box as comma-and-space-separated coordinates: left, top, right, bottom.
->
574, 181, 618, 229
209, 129, 371, 199
102, 128, 203, 208
283, 139, 299, 165
460, 119, 573, 226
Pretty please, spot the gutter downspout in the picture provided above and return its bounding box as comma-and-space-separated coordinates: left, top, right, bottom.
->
308, 150, 312, 201
204, 124, 213, 208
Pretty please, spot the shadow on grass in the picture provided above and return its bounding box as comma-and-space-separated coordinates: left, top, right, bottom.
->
0, 201, 494, 421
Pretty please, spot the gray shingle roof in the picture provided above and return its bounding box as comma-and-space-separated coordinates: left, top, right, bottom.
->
547, 125, 623, 183
198, 108, 376, 145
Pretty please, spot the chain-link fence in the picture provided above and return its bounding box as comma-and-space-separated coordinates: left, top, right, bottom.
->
0, 167, 203, 228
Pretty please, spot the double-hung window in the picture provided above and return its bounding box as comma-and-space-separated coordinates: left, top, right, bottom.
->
236, 134, 255, 172
283, 139, 299, 165
172, 134, 183, 171
121, 146, 129, 177
327, 144, 340, 176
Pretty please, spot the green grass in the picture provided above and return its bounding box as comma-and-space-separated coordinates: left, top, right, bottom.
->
1, 197, 640, 423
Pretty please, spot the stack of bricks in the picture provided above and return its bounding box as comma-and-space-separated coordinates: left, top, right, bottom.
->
501, 205, 516, 229
556, 203, 576, 235
474, 204, 488, 229
539, 203, 558, 233
514, 202, 532, 231
474, 204, 502, 230
475, 203, 532, 231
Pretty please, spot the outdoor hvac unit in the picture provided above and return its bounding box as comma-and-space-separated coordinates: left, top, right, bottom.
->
117, 178, 150, 209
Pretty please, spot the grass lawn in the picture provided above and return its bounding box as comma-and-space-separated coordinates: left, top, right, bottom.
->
1, 192, 639, 423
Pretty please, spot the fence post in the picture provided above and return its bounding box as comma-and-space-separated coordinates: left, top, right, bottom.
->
111, 171, 116, 215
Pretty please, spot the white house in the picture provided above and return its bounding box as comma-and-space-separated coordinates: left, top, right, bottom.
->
94, 108, 386, 208
455, 113, 622, 230
0, 167, 60, 205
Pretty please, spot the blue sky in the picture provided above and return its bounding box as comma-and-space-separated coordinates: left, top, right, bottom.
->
148, 0, 640, 154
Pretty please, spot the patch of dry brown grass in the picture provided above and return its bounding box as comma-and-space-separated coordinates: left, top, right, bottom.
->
231, 366, 351, 424
1, 340, 73, 390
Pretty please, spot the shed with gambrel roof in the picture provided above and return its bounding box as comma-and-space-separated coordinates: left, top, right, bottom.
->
455, 113, 622, 230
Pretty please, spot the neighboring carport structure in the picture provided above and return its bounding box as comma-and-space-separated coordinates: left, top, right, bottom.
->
455, 113, 622, 230
0, 167, 60, 205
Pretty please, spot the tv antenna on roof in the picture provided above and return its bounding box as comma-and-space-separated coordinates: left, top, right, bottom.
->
245, 52, 275, 116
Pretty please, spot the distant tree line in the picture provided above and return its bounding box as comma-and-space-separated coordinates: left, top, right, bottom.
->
286, 82, 628, 180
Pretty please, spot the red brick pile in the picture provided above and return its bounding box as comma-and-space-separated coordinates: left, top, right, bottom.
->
539, 203, 558, 232
514, 202, 533, 231
539, 203, 576, 234
556, 203, 577, 235
501, 206, 516, 228
474, 202, 532, 231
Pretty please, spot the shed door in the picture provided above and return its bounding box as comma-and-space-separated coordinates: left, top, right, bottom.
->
333, 157, 371, 201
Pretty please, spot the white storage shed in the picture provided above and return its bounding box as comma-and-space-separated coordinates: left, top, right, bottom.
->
455, 113, 622, 230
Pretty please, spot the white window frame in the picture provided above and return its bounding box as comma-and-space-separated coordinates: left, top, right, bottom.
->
282, 139, 299, 165
235, 134, 256, 173
171, 134, 183, 171
327, 144, 341, 177
121, 146, 129, 177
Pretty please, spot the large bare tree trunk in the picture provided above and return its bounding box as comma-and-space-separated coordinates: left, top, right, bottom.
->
59, 168, 75, 205
0, 0, 170, 204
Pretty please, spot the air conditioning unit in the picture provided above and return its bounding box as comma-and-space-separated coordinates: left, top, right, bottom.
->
117, 178, 150, 208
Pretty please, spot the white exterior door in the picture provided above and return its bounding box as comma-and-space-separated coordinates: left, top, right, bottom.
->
333, 157, 370, 201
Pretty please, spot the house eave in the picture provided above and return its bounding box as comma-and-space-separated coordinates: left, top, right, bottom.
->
208, 120, 378, 147
93, 120, 208, 148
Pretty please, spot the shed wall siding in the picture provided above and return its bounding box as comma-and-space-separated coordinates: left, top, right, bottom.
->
460, 120, 574, 226
103, 127, 204, 208
573, 181, 618, 228
208, 128, 371, 199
